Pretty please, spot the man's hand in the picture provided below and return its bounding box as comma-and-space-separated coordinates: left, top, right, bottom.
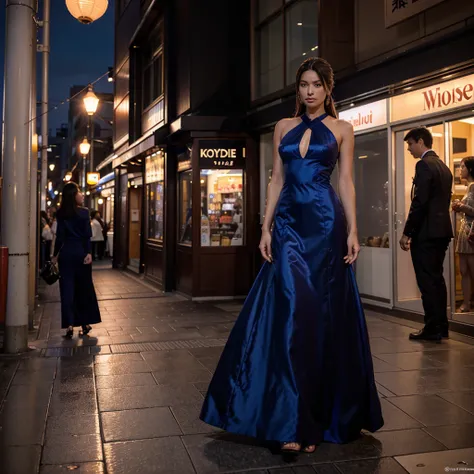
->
84, 253, 92, 265
399, 234, 411, 251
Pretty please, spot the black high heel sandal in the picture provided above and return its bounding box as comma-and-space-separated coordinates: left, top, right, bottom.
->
65, 327, 73, 338
82, 325, 92, 335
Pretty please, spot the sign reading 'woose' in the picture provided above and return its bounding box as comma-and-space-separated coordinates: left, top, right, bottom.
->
198, 140, 246, 169
391, 74, 474, 122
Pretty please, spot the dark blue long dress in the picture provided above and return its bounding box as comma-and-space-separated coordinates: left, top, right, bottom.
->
54, 207, 101, 329
200, 113, 384, 445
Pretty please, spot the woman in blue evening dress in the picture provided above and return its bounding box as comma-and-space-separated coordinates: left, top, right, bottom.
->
200, 58, 384, 453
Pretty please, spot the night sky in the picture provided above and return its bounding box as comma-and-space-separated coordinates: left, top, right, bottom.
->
0, 0, 114, 135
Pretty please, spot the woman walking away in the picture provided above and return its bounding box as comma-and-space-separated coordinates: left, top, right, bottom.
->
52, 182, 101, 338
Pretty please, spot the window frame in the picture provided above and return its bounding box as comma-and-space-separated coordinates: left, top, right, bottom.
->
252, 0, 319, 101
142, 24, 165, 112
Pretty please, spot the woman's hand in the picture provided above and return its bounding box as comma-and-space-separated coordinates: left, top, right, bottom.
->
344, 233, 360, 265
84, 253, 92, 265
452, 200, 463, 212
259, 229, 273, 263
51, 256, 58, 266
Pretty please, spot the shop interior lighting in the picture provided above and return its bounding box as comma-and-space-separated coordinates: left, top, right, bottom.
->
358, 155, 368, 159
311, 46, 318, 51
297, 22, 303, 26
459, 117, 474, 125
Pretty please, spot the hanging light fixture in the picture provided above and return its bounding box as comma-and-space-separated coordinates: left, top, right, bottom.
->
79, 138, 91, 156
65, 0, 109, 25
64, 172, 72, 182
83, 85, 99, 115
49, 164, 55, 171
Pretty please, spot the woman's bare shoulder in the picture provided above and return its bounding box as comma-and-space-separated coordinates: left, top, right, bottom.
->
274, 117, 301, 141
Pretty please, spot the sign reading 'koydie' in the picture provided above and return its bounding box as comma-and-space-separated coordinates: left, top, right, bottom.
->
391, 73, 474, 122
198, 140, 246, 169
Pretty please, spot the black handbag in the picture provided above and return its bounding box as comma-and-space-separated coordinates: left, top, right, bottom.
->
40, 261, 60, 285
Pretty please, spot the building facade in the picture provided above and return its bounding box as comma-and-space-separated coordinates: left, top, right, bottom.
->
111, 0, 474, 333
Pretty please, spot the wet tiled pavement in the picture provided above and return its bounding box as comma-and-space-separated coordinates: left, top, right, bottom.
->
1, 265, 474, 473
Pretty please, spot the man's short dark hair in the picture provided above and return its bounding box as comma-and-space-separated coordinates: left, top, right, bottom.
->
404, 127, 433, 149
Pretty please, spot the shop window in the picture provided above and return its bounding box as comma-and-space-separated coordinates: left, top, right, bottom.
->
254, 0, 318, 99
353, 130, 389, 248
143, 26, 164, 109
178, 170, 193, 246
146, 152, 165, 241
200, 170, 245, 247
285, 1, 319, 85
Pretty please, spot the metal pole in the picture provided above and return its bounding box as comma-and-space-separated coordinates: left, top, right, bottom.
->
28, 14, 38, 326
89, 116, 94, 173
82, 155, 87, 192
40, 0, 50, 211
1, 0, 36, 353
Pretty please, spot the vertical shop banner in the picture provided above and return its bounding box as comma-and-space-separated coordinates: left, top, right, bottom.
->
385, 0, 447, 27
199, 140, 246, 169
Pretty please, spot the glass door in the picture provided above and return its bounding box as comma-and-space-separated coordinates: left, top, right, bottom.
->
447, 116, 474, 326
393, 124, 446, 312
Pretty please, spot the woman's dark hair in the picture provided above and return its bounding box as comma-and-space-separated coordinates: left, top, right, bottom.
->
294, 57, 337, 118
40, 210, 49, 222
403, 127, 433, 149
91, 210, 100, 219
462, 156, 474, 180
57, 182, 80, 219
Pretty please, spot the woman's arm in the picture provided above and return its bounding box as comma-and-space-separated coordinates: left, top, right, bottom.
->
337, 121, 357, 236
53, 219, 64, 257
461, 184, 474, 216
261, 120, 286, 233
83, 213, 93, 255
337, 121, 360, 264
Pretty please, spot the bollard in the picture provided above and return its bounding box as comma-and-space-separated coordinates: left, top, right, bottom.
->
0, 247, 8, 326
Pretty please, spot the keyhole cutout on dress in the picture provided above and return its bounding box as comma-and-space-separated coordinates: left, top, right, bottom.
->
299, 127, 312, 159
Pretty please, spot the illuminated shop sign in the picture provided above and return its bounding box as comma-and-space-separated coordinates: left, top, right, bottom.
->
391, 73, 474, 122
338, 99, 387, 132
198, 140, 246, 169
385, 0, 447, 28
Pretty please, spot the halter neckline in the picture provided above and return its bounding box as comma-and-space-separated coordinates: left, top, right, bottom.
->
301, 112, 328, 125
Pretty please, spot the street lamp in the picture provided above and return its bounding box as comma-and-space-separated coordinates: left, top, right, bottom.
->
83, 85, 99, 115
79, 138, 91, 156
65, 0, 109, 25
79, 138, 91, 192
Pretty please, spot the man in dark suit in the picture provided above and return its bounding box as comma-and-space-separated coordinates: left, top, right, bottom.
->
399, 127, 454, 341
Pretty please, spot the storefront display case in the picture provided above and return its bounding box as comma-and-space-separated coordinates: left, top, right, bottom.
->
176, 136, 258, 298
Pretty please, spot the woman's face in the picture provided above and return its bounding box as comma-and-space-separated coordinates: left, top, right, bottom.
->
461, 161, 470, 180
75, 190, 84, 206
298, 70, 327, 110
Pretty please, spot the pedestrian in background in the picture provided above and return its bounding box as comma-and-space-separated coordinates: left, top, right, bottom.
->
52, 182, 101, 338
399, 127, 453, 341
40, 210, 53, 268
91, 210, 105, 260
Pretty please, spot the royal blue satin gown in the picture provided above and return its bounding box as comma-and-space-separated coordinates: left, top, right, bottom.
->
200, 113, 384, 445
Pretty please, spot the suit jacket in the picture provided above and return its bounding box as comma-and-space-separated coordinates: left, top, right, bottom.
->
403, 151, 454, 241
